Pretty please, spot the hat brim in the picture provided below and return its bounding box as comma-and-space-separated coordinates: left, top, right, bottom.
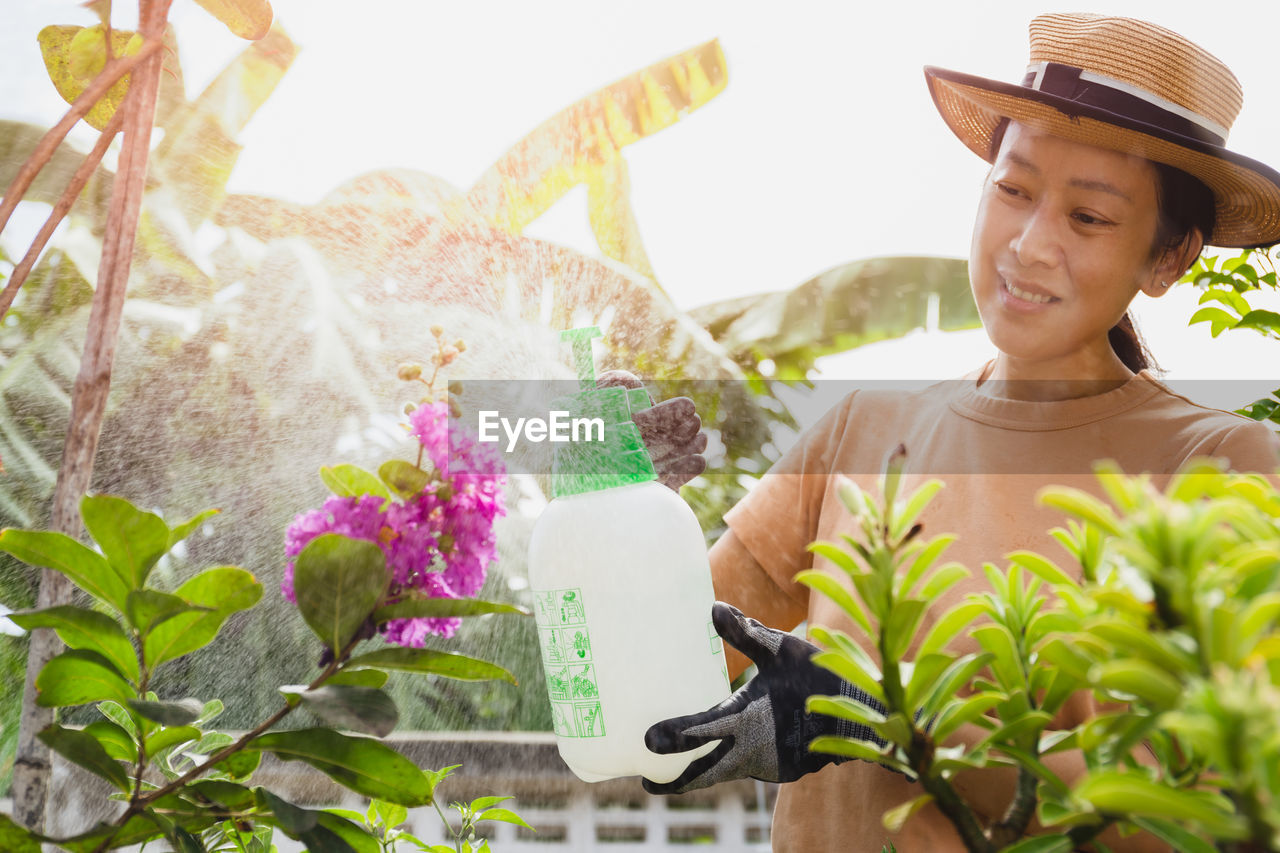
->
925, 65, 1280, 249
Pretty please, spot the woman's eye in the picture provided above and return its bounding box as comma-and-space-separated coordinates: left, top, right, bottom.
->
1073, 211, 1112, 226
994, 181, 1024, 198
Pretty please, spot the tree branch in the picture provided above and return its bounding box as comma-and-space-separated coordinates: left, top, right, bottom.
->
0, 37, 160, 238
0, 108, 125, 320
12, 0, 173, 832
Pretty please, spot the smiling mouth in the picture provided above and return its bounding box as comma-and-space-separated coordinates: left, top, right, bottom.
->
1002, 278, 1058, 304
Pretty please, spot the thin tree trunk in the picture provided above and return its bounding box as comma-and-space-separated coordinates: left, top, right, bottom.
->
12, 0, 172, 831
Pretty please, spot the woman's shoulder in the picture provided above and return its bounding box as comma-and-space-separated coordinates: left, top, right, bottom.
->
1138, 373, 1280, 474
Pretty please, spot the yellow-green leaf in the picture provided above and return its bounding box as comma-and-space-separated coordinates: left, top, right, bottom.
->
38, 25, 142, 131
191, 0, 274, 40
882, 793, 933, 833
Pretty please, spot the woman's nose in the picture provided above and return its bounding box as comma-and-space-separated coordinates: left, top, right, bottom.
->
1010, 205, 1061, 267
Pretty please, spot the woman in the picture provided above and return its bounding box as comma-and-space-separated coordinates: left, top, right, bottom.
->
640, 13, 1280, 852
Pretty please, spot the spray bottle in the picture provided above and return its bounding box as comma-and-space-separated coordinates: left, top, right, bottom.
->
527, 327, 730, 784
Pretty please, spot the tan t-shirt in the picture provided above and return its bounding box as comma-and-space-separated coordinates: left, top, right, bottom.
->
711, 364, 1280, 852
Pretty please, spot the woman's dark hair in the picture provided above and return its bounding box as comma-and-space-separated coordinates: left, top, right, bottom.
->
986, 118, 1217, 373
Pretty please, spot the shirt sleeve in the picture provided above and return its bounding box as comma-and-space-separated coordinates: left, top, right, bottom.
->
715, 392, 859, 627
1209, 419, 1280, 479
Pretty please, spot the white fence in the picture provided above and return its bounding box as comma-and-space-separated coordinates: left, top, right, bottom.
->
13, 732, 776, 851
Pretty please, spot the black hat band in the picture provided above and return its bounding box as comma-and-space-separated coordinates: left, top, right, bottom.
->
1021, 61, 1229, 147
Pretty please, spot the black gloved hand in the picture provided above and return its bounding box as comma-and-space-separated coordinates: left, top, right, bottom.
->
597, 369, 707, 491
642, 602, 887, 795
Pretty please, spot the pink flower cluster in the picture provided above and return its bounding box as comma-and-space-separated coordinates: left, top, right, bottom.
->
283, 401, 506, 646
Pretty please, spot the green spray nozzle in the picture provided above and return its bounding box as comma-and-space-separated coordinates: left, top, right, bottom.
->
560, 326, 601, 391
551, 325, 656, 497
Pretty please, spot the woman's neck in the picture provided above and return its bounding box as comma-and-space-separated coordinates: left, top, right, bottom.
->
976, 352, 1137, 402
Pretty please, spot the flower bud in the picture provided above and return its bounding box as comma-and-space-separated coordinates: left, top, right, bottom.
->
440, 345, 459, 366
454, 339, 467, 353
397, 362, 423, 381
448, 379, 464, 396
404, 402, 416, 415
430, 324, 444, 338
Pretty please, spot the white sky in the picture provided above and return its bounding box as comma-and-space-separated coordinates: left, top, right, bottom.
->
3, 0, 1279, 380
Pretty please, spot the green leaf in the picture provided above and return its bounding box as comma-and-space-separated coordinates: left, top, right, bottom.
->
326, 668, 390, 688
212, 748, 262, 781
807, 694, 887, 727
1037, 487, 1123, 537
809, 625, 882, 680
930, 692, 1004, 743
81, 494, 170, 590
378, 460, 432, 499
795, 569, 872, 635
36, 649, 133, 707
1089, 659, 1182, 708
881, 794, 933, 833
145, 724, 201, 757
477, 808, 533, 830
900, 536, 958, 598
191, 0, 274, 40
168, 827, 206, 853
884, 598, 928, 661
280, 685, 399, 737
127, 697, 203, 726
37, 25, 142, 131
167, 508, 219, 550
971, 624, 1024, 691
294, 534, 389, 653
83, 720, 135, 761
0, 528, 130, 612
917, 562, 968, 601
246, 728, 433, 806
316, 813, 381, 853
891, 480, 944, 542
1188, 306, 1239, 337
810, 650, 886, 705
189, 778, 257, 804
54, 814, 165, 853
1073, 772, 1247, 838
920, 652, 995, 720
370, 799, 408, 828
321, 464, 391, 500
145, 566, 262, 668
9, 605, 139, 683
1129, 817, 1218, 853
997, 836, 1072, 853
903, 652, 957, 712
919, 601, 985, 656
38, 724, 129, 790
0, 815, 41, 853
344, 647, 516, 683
372, 597, 530, 623
257, 787, 319, 832
1235, 309, 1280, 332
1006, 551, 1077, 588
125, 589, 208, 635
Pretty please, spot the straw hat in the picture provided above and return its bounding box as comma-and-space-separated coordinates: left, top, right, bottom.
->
925, 13, 1280, 248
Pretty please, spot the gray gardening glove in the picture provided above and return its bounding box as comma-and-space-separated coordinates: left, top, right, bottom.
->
641, 602, 886, 795
596, 369, 707, 491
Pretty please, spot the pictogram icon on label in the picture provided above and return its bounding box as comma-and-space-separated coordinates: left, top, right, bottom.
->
536, 587, 605, 738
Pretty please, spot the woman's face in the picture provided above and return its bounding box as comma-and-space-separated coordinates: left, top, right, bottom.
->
969, 122, 1171, 374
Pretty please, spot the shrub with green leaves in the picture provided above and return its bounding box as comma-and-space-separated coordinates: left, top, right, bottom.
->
803, 448, 1280, 852
0, 491, 528, 852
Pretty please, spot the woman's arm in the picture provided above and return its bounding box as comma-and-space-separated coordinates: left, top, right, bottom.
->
709, 529, 808, 679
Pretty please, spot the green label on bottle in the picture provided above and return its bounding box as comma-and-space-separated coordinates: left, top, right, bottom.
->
535, 587, 605, 739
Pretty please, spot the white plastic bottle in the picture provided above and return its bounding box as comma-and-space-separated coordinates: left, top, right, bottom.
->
527, 327, 730, 784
